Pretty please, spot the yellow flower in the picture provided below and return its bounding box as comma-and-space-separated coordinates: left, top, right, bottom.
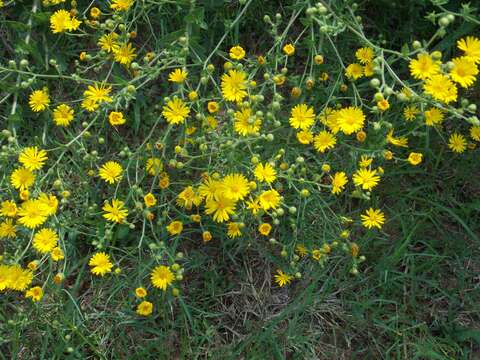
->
176, 186, 202, 209
295, 245, 308, 257
109, 111, 126, 126
345, 63, 364, 80
377, 99, 390, 111
424, 107, 444, 126
296, 130, 313, 144
38, 193, 58, 216
51, 247, 65, 261
407, 152, 423, 165
146, 157, 163, 176
337, 106, 365, 135
102, 199, 128, 223
227, 222, 242, 238
386, 130, 408, 147
221, 70, 248, 102
254, 163, 277, 184
166, 220, 183, 235
53, 104, 74, 126
144, 193, 157, 208
110, 0, 134, 11
449, 56, 478, 88
423, 74, 458, 104
137, 301, 153, 316
90, 7, 101, 18
150, 265, 174, 291
98, 33, 119, 53
229, 45, 246, 60
283, 43, 295, 56
135, 287, 147, 298
403, 105, 419, 121
50, 9, 81, 34
10, 168, 35, 190
353, 168, 380, 191
331, 172, 348, 195
99, 161, 123, 184
25, 286, 43, 302
89, 252, 113, 276
258, 189, 281, 211
457, 36, 480, 63
29, 90, 50, 112
258, 223, 272, 236
168, 68, 188, 83
361, 208, 385, 229
448, 133, 467, 153
162, 98, 190, 125
222, 173, 250, 201
470, 126, 480, 141
234, 107, 261, 136
355, 47, 374, 64
363, 63, 374, 77
409, 53, 440, 80
202, 231, 213, 242
33, 228, 58, 253
17, 199, 49, 229
205, 194, 236, 223
0, 200, 17, 217
289, 104, 315, 130
0, 219, 16, 239
113, 42, 136, 66
19, 146, 48, 171
207, 101, 219, 114
313, 131, 336, 153
198, 178, 224, 201
274, 270, 293, 287
359, 155, 373, 168
83, 83, 112, 111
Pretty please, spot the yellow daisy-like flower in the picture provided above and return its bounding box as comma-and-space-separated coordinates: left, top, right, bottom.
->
162, 98, 190, 125
229, 45, 246, 60
221, 70, 248, 102
110, 0, 134, 11
424, 107, 444, 126
337, 106, 365, 135
331, 172, 348, 195
19, 146, 48, 171
258, 189, 281, 211
363, 63, 374, 77
449, 56, 478, 88
409, 53, 440, 80
222, 173, 250, 201
470, 126, 480, 141
234, 107, 261, 136
25, 286, 43, 302
33, 228, 59, 254
10, 167, 35, 190
205, 194, 236, 223
108, 111, 126, 126
50, 9, 81, 34
0, 219, 17, 239
258, 223, 272, 236
274, 270, 293, 287
38, 193, 58, 216
345, 63, 364, 80
423, 74, 458, 104
0, 200, 17, 217
144, 193, 157, 208
29, 90, 50, 112
198, 178, 224, 201
17, 199, 49, 229
313, 131, 336, 153
135, 287, 147, 298
150, 265, 174, 291
99, 161, 123, 184
168, 68, 188, 83
355, 47, 374, 64
146, 157, 163, 176
403, 105, 419, 121
137, 301, 153, 316
176, 186, 202, 210
89, 252, 113, 276
407, 152, 423, 165
98, 33, 119, 53
254, 163, 277, 184
53, 104, 74, 126
289, 104, 315, 130
166, 220, 183, 235
386, 130, 408, 148
296, 130, 313, 144
283, 43, 295, 56
361, 208, 385, 229
457, 36, 480, 63
113, 43, 136, 66
7, 265, 33, 291
353, 168, 380, 191
102, 199, 128, 223
51, 247, 65, 261
84, 83, 112, 103
448, 133, 467, 153
227, 222, 242, 238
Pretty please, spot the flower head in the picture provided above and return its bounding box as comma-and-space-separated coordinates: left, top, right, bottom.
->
25, 286, 43, 302
53, 104, 74, 126
450, 56, 478, 88
457, 36, 480, 63
289, 104, 315, 130
10, 168, 35, 190
29, 90, 50, 112
221, 70, 248, 102
274, 270, 293, 287
448, 133, 467, 153
99, 161, 123, 184
89, 252, 113, 276
162, 98, 190, 125
361, 208, 385, 229
19, 147, 48, 171
150, 265, 174, 291
353, 168, 380, 191
423, 74, 458, 104
136, 301, 153, 316
33, 228, 59, 253
254, 163, 277, 184
102, 199, 128, 223
313, 131, 336, 153
168, 68, 188, 83
229, 45, 246, 60
409, 53, 440, 80
337, 106, 365, 135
